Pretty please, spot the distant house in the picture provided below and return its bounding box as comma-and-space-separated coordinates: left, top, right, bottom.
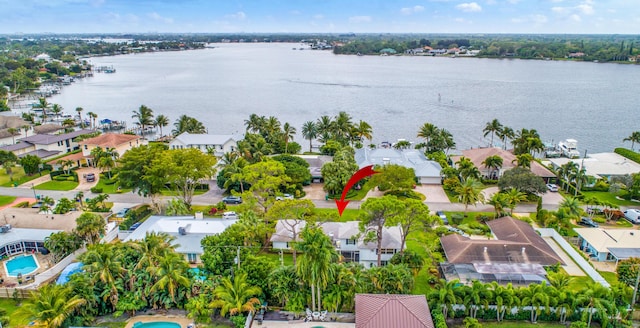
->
169, 132, 239, 157
569, 52, 585, 58
453, 147, 555, 182
440, 217, 564, 285
297, 154, 331, 182
78, 133, 144, 166
0, 129, 93, 160
271, 220, 403, 267
574, 228, 640, 263
355, 294, 434, 328
355, 148, 442, 184
547, 152, 640, 181
122, 215, 237, 264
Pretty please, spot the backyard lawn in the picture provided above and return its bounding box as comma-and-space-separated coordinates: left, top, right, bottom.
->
0, 195, 17, 206
0, 167, 50, 187
582, 191, 640, 207
0, 298, 31, 327
34, 180, 78, 191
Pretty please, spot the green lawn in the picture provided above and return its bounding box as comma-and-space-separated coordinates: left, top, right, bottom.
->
259, 250, 294, 267
34, 180, 79, 191
314, 208, 360, 222
0, 167, 51, 188
159, 189, 208, 196
581, 191, 639, 207
0, 195, 17, 206
0, 298, 31, 327
96, 321, 127, 328
599, 271, 619, 285
93, 177, 131, 194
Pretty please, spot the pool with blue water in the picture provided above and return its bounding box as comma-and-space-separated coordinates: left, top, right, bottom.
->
132, 322, 181, 328
4, 254, 39, 277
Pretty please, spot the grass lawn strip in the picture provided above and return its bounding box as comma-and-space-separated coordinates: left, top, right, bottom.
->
33, 180, 79, 191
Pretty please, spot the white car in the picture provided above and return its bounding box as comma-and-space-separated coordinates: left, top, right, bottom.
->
276, 193, 294, 201
546, 183, 559, 192
222, 211, 238, 219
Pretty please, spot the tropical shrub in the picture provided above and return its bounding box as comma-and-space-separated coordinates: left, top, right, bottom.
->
615, 148, 640, 164
53, 197, 75, 214
90, 187, 103, 193
451, 213, 464, 225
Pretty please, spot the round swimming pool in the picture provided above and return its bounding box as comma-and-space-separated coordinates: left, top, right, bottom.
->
4, 254, 39, 277
133, 322, 181, 328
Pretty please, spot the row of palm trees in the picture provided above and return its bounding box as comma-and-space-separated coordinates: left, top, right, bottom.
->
128, 105, 207, 138
428, 276, 631, 327
299, 112, 373, 151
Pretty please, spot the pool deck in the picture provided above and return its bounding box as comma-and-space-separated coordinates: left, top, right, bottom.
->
126, 315, 194, 328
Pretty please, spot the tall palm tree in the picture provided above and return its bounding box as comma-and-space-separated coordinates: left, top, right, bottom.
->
244, 114, 266, 133
623, 131, 640, 150
513, 153, 533, 168
86, 111, 95, 129
482, 155, 503, 179
150, 252, 191, 305
333, 111, 353, 143
282, 122, 296, 154
505, 188, 527, 215
490, 282, 517, 322
132, 105, 154, 137
50, 104, 63, 120
483, 119, 503, 147
22, 124, 30, 137
417, 122, 439, 147
455, 178, 485, 215
559, 197, 582, 219
463, 280, 490, 318
75, 107, 84, 128
575, 283, 615, 327
82, 243, 125, 310
488, 192, 510, 218
316, 115, 334, 143
351, 120, 373, 146
7, 127, 19, 144
34, 97, 49, 123
18, 284, 86, 328
172, 114, 206, 135
295, 226, 338, 312
429, 279, 461, 319
154, 114, 169, 138
498, 126, 515, 150
301, 121, 318, 153
520, 282, 550, 323
210, 272, 262, 317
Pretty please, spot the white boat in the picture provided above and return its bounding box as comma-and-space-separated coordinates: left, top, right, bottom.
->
558, 139, 580, 158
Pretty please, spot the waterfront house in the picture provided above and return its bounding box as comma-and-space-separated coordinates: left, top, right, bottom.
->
439, 217, 563, 285
169, 132, 239, 157
78, 133, 144, 166
574, 228, 640, 264
355, 148, 442, 184
0, 129, 93, 160
546, 152, 640, 182
271, 220, 403, 267
453, 147, 556, 182
355, 294, 434, 328
122, 215, 237, 264
0, 226, 61, 257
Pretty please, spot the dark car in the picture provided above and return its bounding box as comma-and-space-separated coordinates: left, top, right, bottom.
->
222, 196, 243, 204
436, 211, 449, 225
86, 173, 96, 182
578, 217, 599, 228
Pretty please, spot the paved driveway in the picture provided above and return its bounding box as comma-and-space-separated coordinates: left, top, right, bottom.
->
74, 167, 101, 191
541, 190, 565, 205
416, 185, 450, 203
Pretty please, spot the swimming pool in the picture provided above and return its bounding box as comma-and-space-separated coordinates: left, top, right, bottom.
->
4, 254, 39, 277
132, 322, 181, 328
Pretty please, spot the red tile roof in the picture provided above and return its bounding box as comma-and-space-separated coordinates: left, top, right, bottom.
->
79, 133, 140, 148
453, 147, 555, 178
355, 294, 434, 328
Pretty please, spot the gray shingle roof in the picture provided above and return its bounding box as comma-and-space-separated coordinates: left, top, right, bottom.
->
0, 228, 61, 248
355, 148, 442, 178
172, 132, 236, 146
19, 129, 94, 145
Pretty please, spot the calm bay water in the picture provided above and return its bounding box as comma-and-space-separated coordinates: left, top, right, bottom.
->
47, 42, 640, 154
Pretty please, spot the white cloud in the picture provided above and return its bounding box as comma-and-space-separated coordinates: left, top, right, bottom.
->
349, 15, 372, 23
552, 1, 595, 17
456, 2, 482, 12
401, 5, 425, 15
576, 4, 594, 15
148, 12, 173, 24
551, 6, 567, 14
532, 14, 548, 24
570, 14, 581, 22
225, 11, 246, 20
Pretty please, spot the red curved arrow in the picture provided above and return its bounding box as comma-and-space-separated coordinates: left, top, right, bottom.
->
335, 165, 379, 216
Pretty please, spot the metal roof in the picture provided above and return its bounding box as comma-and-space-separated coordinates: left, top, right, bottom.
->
355, 148, 442, 178
0, 228, 61, 248
355, 294, 434, 328
171, 132, 237, 146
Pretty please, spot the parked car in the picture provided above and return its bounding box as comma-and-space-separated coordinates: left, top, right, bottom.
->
222, 196, 242, 204
129, 222, 142, 230
436, 211, 449, 225
546, 183, 559, 192
222, 211, 238, 220
86, 173, 96, 182
624, 209, 640, 224
578, 217, 599, 227
276, 193, 294, 201
116, 208, 130, 218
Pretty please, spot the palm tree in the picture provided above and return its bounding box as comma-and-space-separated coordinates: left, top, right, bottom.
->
295, 226, 338, 312
351, 120, 373, 146
576, 283, 615, 327
210, 272, 262, 317
429, 279, 460, 318
154, 114, 169, 138
333, 111, 353, 143
82, 243, 125, 310
455, 178, 485, 215
172, 114, 206, 135
490, 282, 517, 321
623, 131, 640, 150
34, 97, 49, 123
464, 280, 489, 318
50, 103, 63, 120
75, 212, 106, 244
417, 122, 439, 147
513, 153, 533, 169
316, 115, 333, 142
22, 124, 30, 138
244, 114, 266, 133
18, 284, 86, 328
488, 192, 510, 218
89, 111, 98, 129
150, 253, 191, 306
483, 119, 503, 147
282, 122, 296, 154
505, 188, 527, 215
559, 197, 582, 219
75, 107, 84, 128
497, 126, 515, 150
482, 155, 503, 179
132, 105, 154, 137
301, 121, 318, 153
456, 156, 480, 182
520, 282, 550, 323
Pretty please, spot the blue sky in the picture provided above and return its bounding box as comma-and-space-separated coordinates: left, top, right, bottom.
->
0, 0, 636, 34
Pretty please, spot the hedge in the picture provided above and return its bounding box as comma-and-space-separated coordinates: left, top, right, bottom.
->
614, 148, 640, 164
